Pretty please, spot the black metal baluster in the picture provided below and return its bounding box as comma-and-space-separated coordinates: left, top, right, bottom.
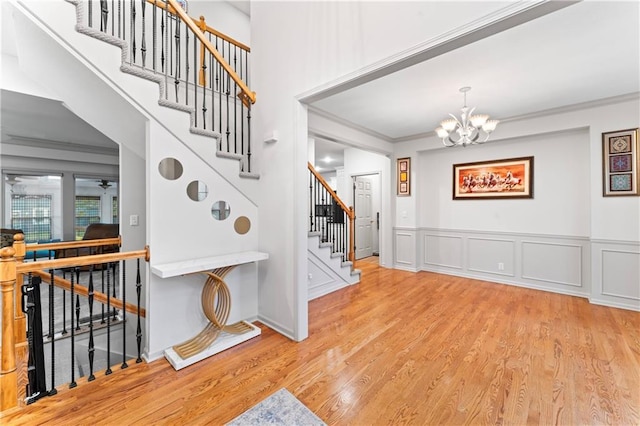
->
112, 262, 117, 319
169, 11, 173, 93
121, 260, 128, 369
240, 49, 244, 157
202, 48, 207, 129
153, 0, 157, 71
105, 262, 112, 375
233, 47, 238, 154
61, 288, 67, 335
118, 0, 121, 38
309, 171, 313, 231
193, 37, 198, 126
111, 0, 114, 35
185, 28, 189, 106
88, 267, 96, 381
246, 105, 252, 173
89, 0, 93, 27
209, 48, 214, 133
100, 0, 108, 33
75, 268, 81, 331
161, 2, 165, 74
163, 2, 168, 98
48, 269, 57, 396
174, 17, 181, 102
136, 259, 142, 363
217, 38, 221, 136
122, 0, 125, 41
141, 0, 147, 67
131, 0, 137, 64
69, 268, 77, 389
225, 43, 231, 151
101, 267, 106, 324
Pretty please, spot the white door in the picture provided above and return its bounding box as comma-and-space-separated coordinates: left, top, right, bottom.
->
354, 176, 373, 259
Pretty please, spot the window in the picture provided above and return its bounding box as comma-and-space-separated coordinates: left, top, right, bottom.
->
11, 194, 52, 242
112, 196, 119, 224
75, 196, 101, 240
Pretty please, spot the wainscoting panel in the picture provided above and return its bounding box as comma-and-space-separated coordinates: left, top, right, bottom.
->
467, 237, 515, 277
423, 234, 463, 270
413, 228, 591, 299
521, 241, 582, 287
591, 240, 640, 311
394, 229, 417, 271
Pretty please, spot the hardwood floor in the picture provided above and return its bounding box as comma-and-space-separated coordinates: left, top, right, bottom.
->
3, 261, 639, 425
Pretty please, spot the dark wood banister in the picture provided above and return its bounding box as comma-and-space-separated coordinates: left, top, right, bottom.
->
152, 0, 256, 107
308, 162, 355, 264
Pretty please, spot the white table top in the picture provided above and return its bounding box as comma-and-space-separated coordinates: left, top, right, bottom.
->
151, 251, 268, 278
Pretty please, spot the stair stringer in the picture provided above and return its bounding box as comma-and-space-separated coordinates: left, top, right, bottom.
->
65, 0, 258, 179
307, 232, 360, 300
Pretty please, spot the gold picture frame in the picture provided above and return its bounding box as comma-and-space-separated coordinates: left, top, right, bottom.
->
397, 157, 410, 196
602, 128, 640, 196
453, 156, 534, 200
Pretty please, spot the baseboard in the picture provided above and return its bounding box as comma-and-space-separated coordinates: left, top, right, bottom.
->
421, 266, 590, 299
257, 315, 295, 341
589, 297, 640, 312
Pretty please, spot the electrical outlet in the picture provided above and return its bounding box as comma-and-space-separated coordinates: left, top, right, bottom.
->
498, 262, 504, 271
130, 214, 139, 226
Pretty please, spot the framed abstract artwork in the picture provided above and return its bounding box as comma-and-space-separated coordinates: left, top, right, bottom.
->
453, 156, 534, 200
397, 157, 410, 196
602, 128, 640, 196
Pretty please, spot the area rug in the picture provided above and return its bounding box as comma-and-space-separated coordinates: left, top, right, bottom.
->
226, 388, 326, 426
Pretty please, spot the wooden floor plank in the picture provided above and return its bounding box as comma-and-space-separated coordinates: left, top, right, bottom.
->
2, 260, 639, 425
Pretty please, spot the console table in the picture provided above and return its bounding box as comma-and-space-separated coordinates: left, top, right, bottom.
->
151, 251, 268, 370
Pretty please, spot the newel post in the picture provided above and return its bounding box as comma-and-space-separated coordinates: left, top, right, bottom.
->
0, 246, 18, 411
13, 233, 26, 345
198, 16, 207, 86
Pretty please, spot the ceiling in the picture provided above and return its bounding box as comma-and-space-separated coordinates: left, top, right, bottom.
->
311, 1, 639, 172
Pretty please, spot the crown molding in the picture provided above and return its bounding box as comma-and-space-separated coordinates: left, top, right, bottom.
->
308, 105, 393, 142
2, 134, 119, 156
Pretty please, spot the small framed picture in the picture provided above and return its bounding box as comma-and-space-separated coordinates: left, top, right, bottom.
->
397, 157, 410, 196
602, 128, 640, 196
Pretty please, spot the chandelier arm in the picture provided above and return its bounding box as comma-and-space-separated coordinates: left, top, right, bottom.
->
447, 113, 463, 129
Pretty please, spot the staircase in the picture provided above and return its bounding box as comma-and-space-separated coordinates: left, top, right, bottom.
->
308, 232, 360, 300
307, 163, 361, 299
62, 0, 257, 177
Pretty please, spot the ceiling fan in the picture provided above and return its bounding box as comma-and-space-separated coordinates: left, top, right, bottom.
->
97, 179, 112, 190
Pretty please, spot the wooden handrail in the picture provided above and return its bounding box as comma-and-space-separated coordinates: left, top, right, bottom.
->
156, 0, 255, 106
31, 270, 146, 318
17, 248, 150, 274
145, 0, 250, 52
308, 163, 356, 264
25, 236, 121, 253
308, 162, 355, 220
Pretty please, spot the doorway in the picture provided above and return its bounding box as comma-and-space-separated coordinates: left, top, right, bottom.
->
353, 173, 380, 261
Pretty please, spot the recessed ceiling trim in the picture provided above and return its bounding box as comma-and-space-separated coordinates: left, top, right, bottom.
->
298, 1, 579, 105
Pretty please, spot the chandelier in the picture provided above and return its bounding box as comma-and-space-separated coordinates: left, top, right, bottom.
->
435, 87, 499, 147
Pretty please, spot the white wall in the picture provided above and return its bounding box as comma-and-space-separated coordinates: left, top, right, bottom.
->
187, 1, 250, 47
393, 97, 640, 310
417, 128, 590, 236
